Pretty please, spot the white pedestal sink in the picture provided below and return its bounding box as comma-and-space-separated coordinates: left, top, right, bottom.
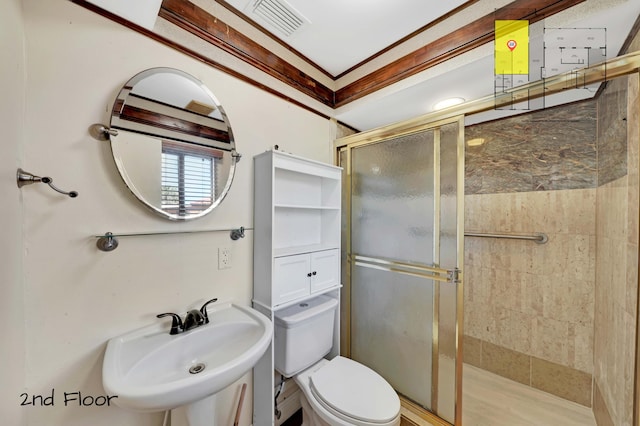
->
168, 394, 218, 426
102, 301, 272, 426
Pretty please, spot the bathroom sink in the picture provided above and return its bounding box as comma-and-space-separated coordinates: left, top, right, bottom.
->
102, 301, 272, 412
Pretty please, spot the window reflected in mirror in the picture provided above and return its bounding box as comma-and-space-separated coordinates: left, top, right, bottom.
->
108, 68, 238, 221
161, 141, 222, 216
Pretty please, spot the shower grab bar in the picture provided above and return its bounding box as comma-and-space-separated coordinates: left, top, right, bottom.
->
352, 254, 460, 284
464, 231, 548, 244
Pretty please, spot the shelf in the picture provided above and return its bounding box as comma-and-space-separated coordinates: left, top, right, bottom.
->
274, 244, 340, 258
272, 152, 342, 180
275, 204, 340, 210
253, 150, 342, 424
274, 166, 340, 208
273, 208, 339, 250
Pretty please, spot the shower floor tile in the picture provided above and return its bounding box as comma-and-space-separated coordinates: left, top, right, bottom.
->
463, 363, 596, 426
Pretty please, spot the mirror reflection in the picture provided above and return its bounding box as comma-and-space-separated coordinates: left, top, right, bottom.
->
109, 67, 238, 221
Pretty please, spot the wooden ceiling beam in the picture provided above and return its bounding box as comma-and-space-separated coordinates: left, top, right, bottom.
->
71, 0, 589, 115
160, 0, 335, 107
334, 0, 587, 107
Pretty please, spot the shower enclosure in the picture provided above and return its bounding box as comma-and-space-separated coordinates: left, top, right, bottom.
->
334, 51, 640, 426
336, 116, 465, 425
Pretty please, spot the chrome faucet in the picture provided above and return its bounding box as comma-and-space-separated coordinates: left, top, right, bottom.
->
156, 298, 218, 335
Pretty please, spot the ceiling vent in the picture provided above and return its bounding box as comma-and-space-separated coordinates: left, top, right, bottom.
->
185, 100, 216, 116
246, 0, 310, 37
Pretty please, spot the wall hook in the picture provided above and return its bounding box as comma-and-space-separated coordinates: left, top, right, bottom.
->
17, 168, 78, 198
230, 226, 245, 240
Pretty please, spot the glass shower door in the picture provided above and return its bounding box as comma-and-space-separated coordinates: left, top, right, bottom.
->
341, 117, 464, 425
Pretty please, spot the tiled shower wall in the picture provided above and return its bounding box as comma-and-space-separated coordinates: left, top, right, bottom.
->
463, 63, 639, 422
463, 101, 598, 406
593, 71, 639, 425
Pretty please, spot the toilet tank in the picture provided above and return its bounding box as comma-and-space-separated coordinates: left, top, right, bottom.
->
273, 295, 338, 377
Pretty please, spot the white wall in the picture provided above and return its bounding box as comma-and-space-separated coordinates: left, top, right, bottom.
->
7, 1, 335, 424
113, 132, 163, 206
0, 0, 25, 425
86, 0, 163, 30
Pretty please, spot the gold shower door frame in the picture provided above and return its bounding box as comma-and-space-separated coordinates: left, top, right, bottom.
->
336, 115, 465, 426
332, 50, 640, 426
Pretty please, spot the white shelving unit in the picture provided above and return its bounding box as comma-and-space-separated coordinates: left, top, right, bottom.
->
252, 150, 342, 425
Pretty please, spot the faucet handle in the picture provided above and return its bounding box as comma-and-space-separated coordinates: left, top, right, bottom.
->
199, 298, 218, 323
157, 313, 184, 335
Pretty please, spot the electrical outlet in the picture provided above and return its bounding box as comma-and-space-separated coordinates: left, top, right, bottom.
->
218, 247, 231, 269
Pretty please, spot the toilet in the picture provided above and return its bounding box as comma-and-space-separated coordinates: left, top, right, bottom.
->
273, 295, 401, 426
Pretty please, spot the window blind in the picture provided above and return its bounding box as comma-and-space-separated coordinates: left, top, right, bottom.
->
161, 142, 218, 216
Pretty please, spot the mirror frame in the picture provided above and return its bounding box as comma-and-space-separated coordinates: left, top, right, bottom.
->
108, 67, 239, 221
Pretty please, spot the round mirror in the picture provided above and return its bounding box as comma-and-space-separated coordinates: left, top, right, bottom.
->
108, 67, 239, 220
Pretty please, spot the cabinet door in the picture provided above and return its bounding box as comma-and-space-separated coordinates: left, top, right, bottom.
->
310, 249, 340, 293
273, 254, 311, 305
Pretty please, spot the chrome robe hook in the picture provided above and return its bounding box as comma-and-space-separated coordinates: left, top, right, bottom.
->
17, 168, 78, 198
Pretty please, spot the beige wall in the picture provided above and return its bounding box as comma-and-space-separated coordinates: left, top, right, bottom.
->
464, 189, 597, 405
113, 132, 163, 206
463, 97, 599, 406
593, 72, 639, 426
465, 188, 596, 373
3, 1, 335, 425
464, 70, 640, 418
1, 0, 25, 425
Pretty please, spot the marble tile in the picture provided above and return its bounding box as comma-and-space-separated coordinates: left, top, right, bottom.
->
553, 189, 597, 235
465, 101, 597, 195
464, 188, 597, 382
462, 69, 638, 426
466, 337, 596, 405
463, 364, 596, 426
463, 300, 488, 341
593, 381, 615, 426
530, 357, 593, 407
531, 316, 571, 368
626, 243, 639, 317
399, 364, 598, 426
488, 268, 521, 310
627, 73, 640, 247
621, 310, 637, 426
593, 157, 632, 426
463, 335, 482, 368
507, 309, 535, 355
519, 271, 544, 317
483, 305, 511, 349
597, 76, 628, 186
570, 322, 594, 374
542, 272, 594, 326
527, 122, 597, 192
481, 341, 530, 386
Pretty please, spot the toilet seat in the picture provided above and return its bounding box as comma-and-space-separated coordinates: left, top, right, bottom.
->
295, 357, 400, 426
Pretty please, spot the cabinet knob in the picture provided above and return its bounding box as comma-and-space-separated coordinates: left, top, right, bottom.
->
307, 272, 312, 277
312, 271, 317, 276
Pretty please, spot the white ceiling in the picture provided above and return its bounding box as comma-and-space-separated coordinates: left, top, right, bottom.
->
223, 0, 640, 131
225, 0, 470, 76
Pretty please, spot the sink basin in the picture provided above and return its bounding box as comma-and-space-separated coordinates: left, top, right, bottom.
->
102, 301, 272, 412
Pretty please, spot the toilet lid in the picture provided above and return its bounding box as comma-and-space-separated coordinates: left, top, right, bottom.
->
309, 357, 400, 424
